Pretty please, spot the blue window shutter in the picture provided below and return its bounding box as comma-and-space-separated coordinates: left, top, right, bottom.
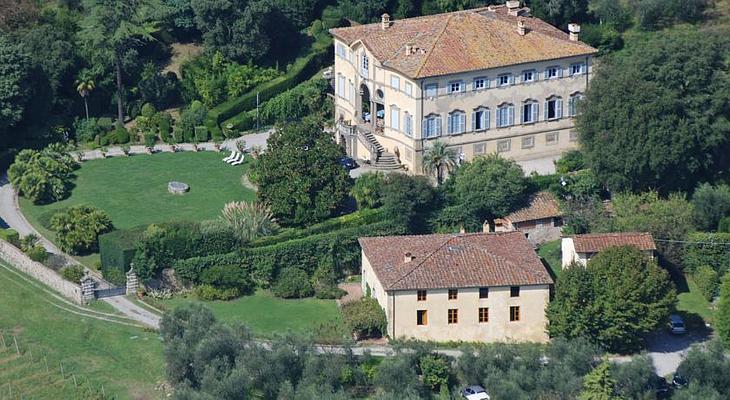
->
484, 109, 490, 129
471, 112, 476, 131
509, 75, 515, 85
436, 117, 442, 135
423, 119, 428, 136
544, 101, 549, 120
508, 106, 514, 126
460, 114, 466, 132
556, 99, 563, 118
558, 67, 563, 78
532, 103, 539, 122
544, 69, 549, 80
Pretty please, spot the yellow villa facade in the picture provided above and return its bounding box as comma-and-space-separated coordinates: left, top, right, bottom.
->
330, 2, 597, 173
358, 232, 553, 343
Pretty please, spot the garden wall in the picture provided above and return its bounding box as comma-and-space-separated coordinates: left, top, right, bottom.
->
0, 239, 84, 305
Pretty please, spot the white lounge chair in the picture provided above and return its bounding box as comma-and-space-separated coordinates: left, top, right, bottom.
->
226, 153, 243, 165
230, 154, 245, 166
222, 151, 238, 162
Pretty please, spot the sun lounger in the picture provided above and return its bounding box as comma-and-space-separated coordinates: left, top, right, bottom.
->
222, 151, 238, 162
230, 154, 245, 166
226, 153, 243, 164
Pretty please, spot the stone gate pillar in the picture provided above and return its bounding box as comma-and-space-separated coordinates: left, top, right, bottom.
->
80, 274, 96, 304
126, 265, 138, 296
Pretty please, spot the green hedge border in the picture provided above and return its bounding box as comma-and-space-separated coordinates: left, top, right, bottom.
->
206, 33, 333, 135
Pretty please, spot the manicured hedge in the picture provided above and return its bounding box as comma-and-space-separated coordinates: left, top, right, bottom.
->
99, 226, 145, 276
209, 33, 332, 132
683, 232, 730, 275
0, 229, 20, 247
253, 208, 384, 247
174, 220, 406, 286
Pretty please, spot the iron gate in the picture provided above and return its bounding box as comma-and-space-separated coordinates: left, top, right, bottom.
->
95, 286, 125, 299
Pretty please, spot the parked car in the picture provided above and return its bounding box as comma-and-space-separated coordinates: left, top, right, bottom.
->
672, 373, 688, 388
461, 385, 490, 400
668, 314, 687, 335
340, 157, 358, 170
655, 376, 671, 399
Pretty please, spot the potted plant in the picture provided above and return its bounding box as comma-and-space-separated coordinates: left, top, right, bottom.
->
236, 139, 247, 154
75, 150, 85, 162
170, 143, 178, 153
250, 145, 263, 159
121, 144, 131, 156
100, 146, 108, 158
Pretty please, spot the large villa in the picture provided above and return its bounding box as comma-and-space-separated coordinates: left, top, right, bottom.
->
330, 1, 597, 173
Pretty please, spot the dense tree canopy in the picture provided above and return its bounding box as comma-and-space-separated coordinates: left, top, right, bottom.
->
547, 246, 676, 353
50, 204, 114, 254
578, 29, 730, 193
0, 34, 34, 142
251, 117, 352, 226
8, 143, 78, 204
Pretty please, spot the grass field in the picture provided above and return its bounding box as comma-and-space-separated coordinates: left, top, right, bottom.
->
537, 239, 562, 279
19, 151, 255, 267
0, 262, 165, 399
677, 277, 715, 326
155, 290, 345, 340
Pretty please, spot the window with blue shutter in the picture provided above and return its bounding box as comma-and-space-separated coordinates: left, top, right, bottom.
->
497, 104, 514, 127
425, 84, 438, 98
546, 97, 563, 120
448, 111, 465, 134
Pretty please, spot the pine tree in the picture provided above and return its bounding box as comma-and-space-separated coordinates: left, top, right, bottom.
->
579, 361, 621, 400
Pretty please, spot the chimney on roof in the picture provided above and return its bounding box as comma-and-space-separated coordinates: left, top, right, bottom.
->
568, 23, 580, 41
517, 19, 526, 36
381, 13, 391, 30
404, 252, 415, 263
405, 44, 412, 55
483, 221, 492, 233
506, 0, 521, 16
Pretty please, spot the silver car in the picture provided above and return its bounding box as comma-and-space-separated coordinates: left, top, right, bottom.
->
461, 385, 490, 400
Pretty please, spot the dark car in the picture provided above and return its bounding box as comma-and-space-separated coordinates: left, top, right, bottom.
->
655, 376, 671, 399
672, 373, 688, 389
340, 157, 358, 170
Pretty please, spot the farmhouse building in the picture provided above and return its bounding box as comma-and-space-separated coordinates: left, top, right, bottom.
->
561, 232, 657, 267
358, 232, 553, 343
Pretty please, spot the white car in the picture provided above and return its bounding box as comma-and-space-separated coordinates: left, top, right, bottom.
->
461, 385, 490, 400
669, 314, 687, 335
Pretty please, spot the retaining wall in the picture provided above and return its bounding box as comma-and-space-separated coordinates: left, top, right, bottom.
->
0, 239, 84, 304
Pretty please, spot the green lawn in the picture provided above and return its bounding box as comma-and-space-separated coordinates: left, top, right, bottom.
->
0, 262, 165, 399
155, 290, 345, 340
677, 277, 715, 326
19, 151, 255, 267
537, 239, 562, 279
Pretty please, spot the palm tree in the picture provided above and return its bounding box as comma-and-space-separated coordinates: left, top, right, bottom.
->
422, 141, 458, 185
75, 78, 95, 121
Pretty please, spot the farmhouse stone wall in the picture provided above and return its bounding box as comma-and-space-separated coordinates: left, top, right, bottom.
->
0, 239, 84, 304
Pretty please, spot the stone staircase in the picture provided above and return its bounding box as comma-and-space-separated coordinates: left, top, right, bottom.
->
361, 130, 402, 171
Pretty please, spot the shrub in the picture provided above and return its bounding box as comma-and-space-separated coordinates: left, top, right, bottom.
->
555, 150, 586, 174
351, 172, 385, 209
179, 100, 208, 142
194, 284, 239, 301
143, 133, 156, 148
693, 265, 720, 302
0, 229, 20, 247
172, 126, 184, 143
158, 112, 173, 143
99, 226, 145, 278
220, 201, 279, 244
341, 297, 387, 339
26, 245, 48, 263
272, 268, 313, 298
7, 144, 77, 204
720, 217, 730, 233
692, 183, 730, 231
115, 126, 130, 144
50, 205, 114, 254
683, 232, 730, 275
103, 268, 126, 286
37, 207, 67, 230
61, 265, 85, 283
194, 126, 209, 142
199, 264, 253, 294
20, 233, 41, 252
419, 355, 450, 391
73, 118, 105, 143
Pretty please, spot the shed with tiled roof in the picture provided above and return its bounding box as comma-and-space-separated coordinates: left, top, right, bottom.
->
561, 232, 657, 267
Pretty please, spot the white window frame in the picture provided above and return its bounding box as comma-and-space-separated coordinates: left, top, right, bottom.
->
390, 75, 400, 90
472, 107, 490, 131
522, 69, 536, 83
448, 111, 466, 135
405, 82, 413, 97
522, 101, 538, 124
545, 66, 562, 79
496, 104, 515, 128
337, 75, 345, 98
404, 112, 413, 136
473, 77, 487, 90
448, 81, 463, 94
544, 96, 563, 120
390, 106, 400, 130
423, 114, 442, 138
425, 83, 438, 98
497, 74, 513, 87
570, 62, 585, 76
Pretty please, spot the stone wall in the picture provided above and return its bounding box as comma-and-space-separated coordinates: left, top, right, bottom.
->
0, 239, 84, 304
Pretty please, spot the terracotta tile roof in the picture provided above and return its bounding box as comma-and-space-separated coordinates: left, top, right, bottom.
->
359, 232, 553, 290
570, 232, 657, 253
504, 191, 561, 223
330, 5, 596, 79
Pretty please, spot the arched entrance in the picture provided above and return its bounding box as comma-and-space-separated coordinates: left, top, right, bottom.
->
360, 83, 371, 122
